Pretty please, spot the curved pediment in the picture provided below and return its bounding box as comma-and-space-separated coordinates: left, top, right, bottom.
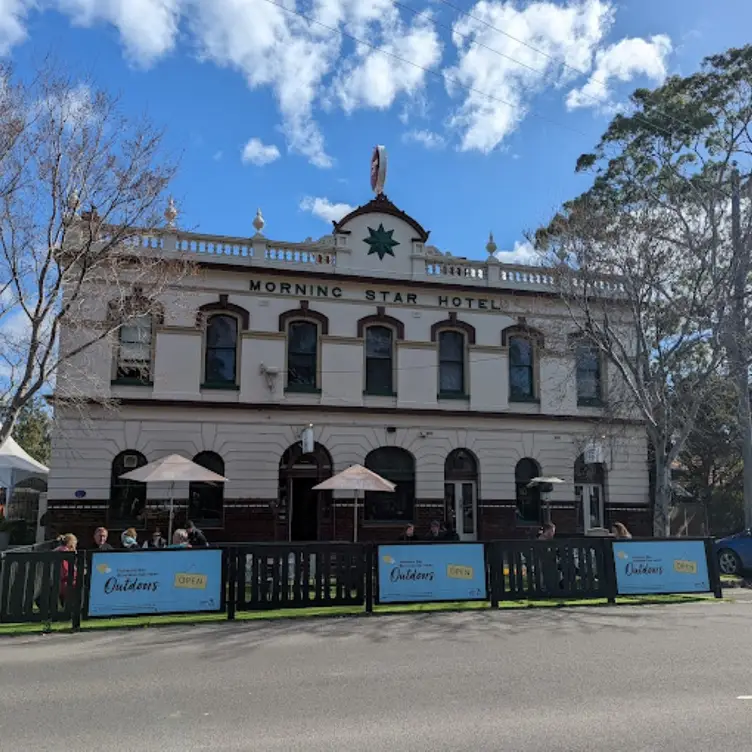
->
332, 193, 430, 243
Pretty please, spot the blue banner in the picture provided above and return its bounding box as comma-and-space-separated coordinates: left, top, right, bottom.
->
378, 544, 487, 603
613, 540, 710, 595
88, 550, 223, 617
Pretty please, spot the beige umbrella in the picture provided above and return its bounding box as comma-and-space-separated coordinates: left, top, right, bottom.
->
120, 454, 228, 540
313, 464, 395, 542
527, 476, 565, 525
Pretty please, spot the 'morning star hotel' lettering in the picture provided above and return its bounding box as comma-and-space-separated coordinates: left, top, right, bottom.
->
248, 279, 505, 311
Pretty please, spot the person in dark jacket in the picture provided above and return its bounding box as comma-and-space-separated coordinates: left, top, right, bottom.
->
399, 523, 419, 542
142, 528, 167, 549
443, 522, 460, 541
93, 527, 114, 551
186, 520, 209, 547
425, 520, 444, 541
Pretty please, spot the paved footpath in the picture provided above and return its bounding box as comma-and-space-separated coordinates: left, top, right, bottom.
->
1, 598, 751, 751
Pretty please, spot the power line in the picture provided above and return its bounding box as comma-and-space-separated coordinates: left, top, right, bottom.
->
260, 0, 737, 202
428, 0, 710, 141
259, 0, 586, 139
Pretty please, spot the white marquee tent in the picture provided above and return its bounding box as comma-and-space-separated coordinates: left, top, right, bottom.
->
0, 436, 49, 491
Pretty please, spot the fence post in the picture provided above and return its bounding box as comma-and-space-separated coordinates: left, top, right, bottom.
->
604, 539, 618, 604
704, 538, 723, 599
70, 551, 85, 631
227, 548, 237, 621
485, 543, 499, 608
365, 544, 374, 614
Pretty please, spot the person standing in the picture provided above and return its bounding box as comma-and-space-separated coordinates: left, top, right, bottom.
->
186, 520, 209, 547
54, 534, 78, 607
92, 527, 114, 551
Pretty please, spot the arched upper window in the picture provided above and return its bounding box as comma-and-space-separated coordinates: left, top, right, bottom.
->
287, 320, 319, 391
438, 330, 466, 396
364, 447, 415, 522
116, 314, 154, 383
515, 457, 541, 525
575, 343, 603, 405
205, 314, 239, 387
188, 451, 225, 525
365, 325, 394, 395
444, 449, 478, 481
110, 450, 148, 524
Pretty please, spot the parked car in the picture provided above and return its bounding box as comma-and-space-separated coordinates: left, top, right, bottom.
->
715, 530, 752, 575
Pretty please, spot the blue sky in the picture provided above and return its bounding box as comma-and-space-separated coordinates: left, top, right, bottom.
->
3, 0, 750, 263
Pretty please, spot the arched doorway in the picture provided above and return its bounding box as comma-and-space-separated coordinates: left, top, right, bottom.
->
278, 442, 332, 541
444, 449, 479, 541
574, 454, 606, 532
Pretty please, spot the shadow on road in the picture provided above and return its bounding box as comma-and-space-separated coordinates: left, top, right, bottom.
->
13, 599, 741, 664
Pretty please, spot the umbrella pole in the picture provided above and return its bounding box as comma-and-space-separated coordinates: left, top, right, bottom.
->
168, 481, 175, 543
353, 490, 359, 543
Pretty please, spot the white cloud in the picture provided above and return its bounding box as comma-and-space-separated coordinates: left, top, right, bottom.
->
0, 0, 674, 164
566, 34, 672, 110
402, 129, 445, 149
0, 0, 27, 55
494, 240, 539, 265
241, 137, 281, 166
332, 15, 442, 114
445, 0, 615, 153
300, 196, 354, 223
57, 0, 182, 66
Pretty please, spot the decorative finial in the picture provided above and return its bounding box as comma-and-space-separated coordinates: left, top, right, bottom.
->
164, 196, 178, 229
486, 231, 497, 255
253, 207, 265, 234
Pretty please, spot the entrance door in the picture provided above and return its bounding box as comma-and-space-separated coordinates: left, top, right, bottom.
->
576, 484, 604, 532
444, 481, 477, 541
290, 477, 319, 541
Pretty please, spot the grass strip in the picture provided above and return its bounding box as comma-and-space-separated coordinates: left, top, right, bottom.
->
0, 593, 711, 637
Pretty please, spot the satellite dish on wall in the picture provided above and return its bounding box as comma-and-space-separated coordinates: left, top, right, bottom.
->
370, 146, 387, 195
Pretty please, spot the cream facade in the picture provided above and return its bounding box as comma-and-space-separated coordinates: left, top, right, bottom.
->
47, 191, 650, 542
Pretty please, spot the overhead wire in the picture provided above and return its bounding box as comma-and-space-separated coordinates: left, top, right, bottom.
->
259, 0, 739, 201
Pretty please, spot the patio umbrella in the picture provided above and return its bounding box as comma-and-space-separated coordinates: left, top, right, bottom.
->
313, 464, 395, 542
119, 454, 228, 541
527, 476, 565, 525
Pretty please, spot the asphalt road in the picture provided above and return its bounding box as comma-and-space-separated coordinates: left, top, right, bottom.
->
2, 598, 752, 751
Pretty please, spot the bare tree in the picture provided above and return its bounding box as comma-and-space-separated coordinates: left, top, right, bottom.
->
0, 62, 189, 445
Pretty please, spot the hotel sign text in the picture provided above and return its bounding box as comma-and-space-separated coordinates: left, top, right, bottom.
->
249, 279, 506, 311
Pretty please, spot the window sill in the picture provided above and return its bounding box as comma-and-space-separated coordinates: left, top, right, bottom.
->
363, 390, 398, 397
111, 378, 153, 387
201, 382, 240, 391
437, 392, 470, 401
578, 397, 605, 407
285, 384, 322, 394
509, 395, 540, 404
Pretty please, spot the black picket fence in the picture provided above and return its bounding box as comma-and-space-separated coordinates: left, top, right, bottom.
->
0, 538, 722, 627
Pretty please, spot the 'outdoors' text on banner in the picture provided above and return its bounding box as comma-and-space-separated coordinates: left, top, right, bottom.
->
613, 540, 710, 595
88, 550, 223, 617
377, 544, 487, 603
